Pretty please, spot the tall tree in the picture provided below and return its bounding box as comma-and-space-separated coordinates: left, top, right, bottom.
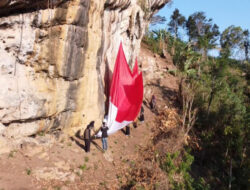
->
220, 26, 246, 59
152, 29, 169, 56
168, 8, 186, 39
243, 30, 249, 61
186, 12, 220, 61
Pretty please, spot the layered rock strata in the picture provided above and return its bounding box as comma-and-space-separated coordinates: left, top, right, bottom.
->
0, 0, 170, 142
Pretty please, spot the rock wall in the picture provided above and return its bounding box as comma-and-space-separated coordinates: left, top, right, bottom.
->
0, 0, 170, 141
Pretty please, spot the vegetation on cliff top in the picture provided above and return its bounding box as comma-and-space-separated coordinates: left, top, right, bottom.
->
141, 8, 249, 190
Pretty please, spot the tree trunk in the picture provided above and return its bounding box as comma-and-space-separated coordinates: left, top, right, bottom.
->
229, 158, 232, 190
206, 91, 214, 117
207, 76, 215, 117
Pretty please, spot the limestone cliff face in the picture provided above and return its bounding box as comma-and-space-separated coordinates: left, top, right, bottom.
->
0, 0, 170, 141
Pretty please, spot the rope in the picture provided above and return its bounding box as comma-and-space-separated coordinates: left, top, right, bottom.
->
14, 14, 24, 76
48, 0, 51, 65
47, 0, 53, 161
10, 14, 34, 176
6, 1, 54, 181
13, 14, 24, 121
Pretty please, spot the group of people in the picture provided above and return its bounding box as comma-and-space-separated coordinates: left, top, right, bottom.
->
83, 106, 145, 153
83, 119, 108, 153
83, 95, 156, 153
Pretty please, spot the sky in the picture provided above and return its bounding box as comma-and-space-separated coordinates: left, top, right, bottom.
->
151, 0, 250, 57
152, 0, 250, 33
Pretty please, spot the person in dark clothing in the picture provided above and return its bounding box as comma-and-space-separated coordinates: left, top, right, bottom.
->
139, 106, 145, 122
150, 95, 156, 112
101, 120, 109, 151
84, 121, 94, 153
125, 125, 130, 136
133, 121, 138, 128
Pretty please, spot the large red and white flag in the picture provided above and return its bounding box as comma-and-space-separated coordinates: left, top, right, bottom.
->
106, 43, 143, 135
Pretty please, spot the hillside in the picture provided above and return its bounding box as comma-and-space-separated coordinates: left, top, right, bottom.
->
0, 43, 183, 189
1, 1, 249, 189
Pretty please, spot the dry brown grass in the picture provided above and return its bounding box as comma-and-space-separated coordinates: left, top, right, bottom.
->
121, 107, 185, 190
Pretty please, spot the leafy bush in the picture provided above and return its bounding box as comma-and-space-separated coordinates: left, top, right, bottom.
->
161, 150, 210, 190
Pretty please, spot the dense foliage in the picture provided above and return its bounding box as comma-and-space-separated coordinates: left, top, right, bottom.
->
144, 9, 250, 189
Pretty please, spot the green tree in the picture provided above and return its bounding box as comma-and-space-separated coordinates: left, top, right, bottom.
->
243, 30, 249, 61
168, 9, 186, 39
220, 26, 246, 59
194, 58, 248, 189
152, 29, 169, 56
186, 12, 220, 61
143, 29, 171, 56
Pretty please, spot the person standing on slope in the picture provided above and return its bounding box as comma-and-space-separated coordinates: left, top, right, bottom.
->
84, 121, 94, 153
139, 106, 145, 122
150, 95, 157, 113
101, 119, 109, 151
125, 125, 130, 136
